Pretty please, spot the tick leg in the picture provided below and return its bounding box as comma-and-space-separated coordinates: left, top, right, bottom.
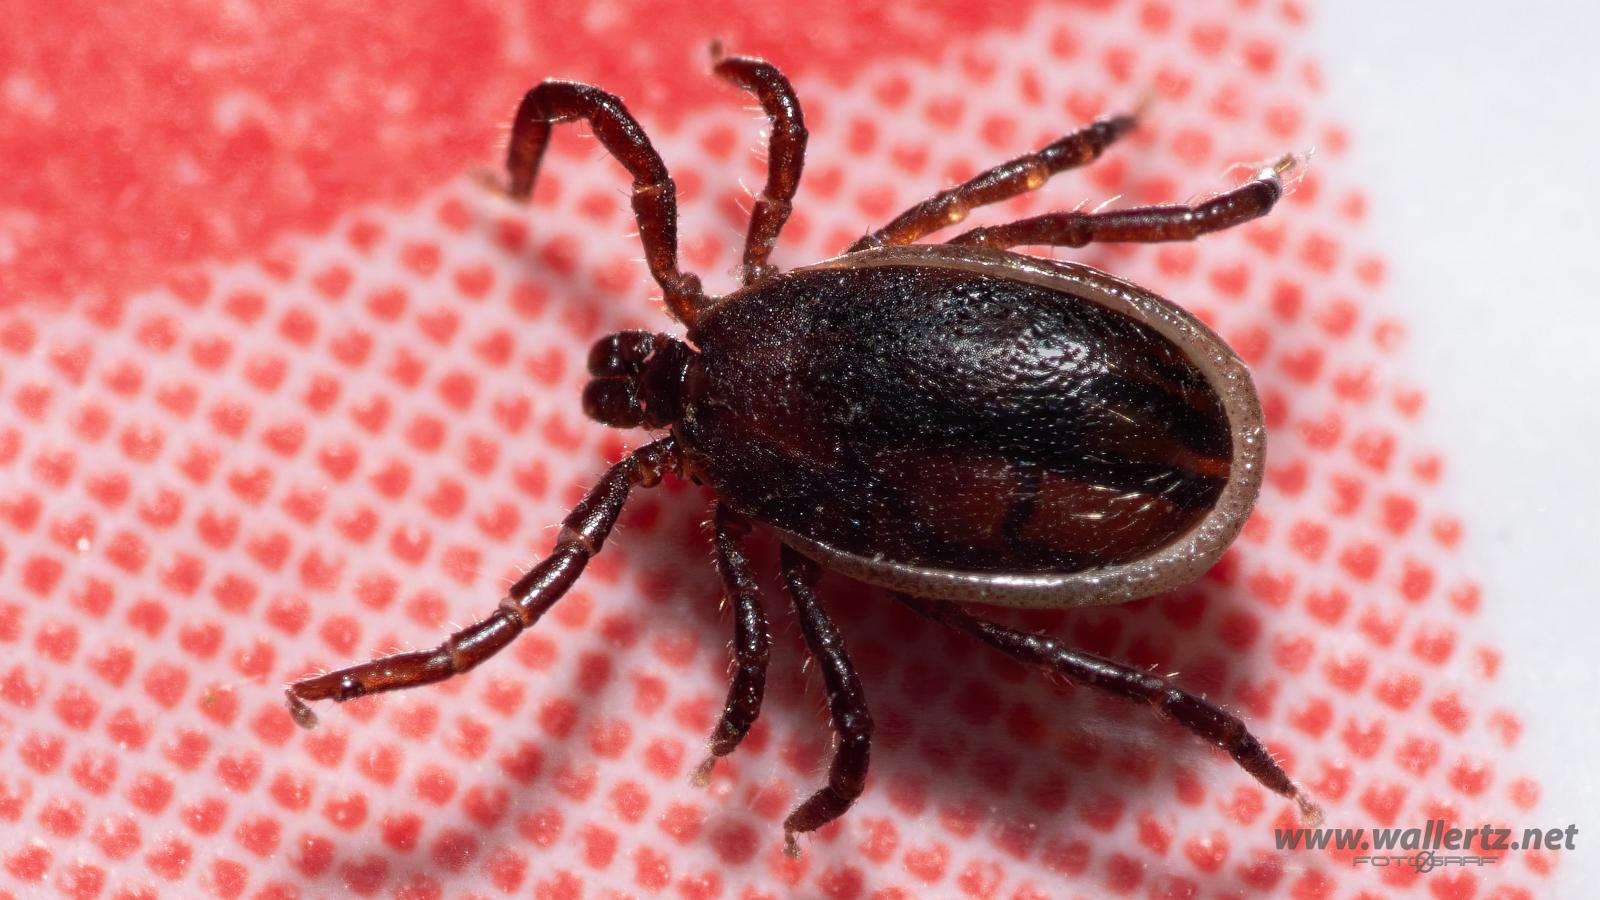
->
285, 439, 679, 728
692, 504, 772, 785
780, 545, 873, 858
504, 82, 707, 325
894, 593, 1323, 825
847, 111, 1139, 252
948, 154, 1297, 250
713, 50, 808, 284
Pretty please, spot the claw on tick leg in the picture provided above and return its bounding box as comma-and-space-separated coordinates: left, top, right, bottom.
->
1132, 86, 1157, 122
1296, 790, 1325, 827
471, 166, 514, 200
783, 831, 801, 859
1264, 149, 1313, 190
690, 756, 715, 788
285, 691, 318, 730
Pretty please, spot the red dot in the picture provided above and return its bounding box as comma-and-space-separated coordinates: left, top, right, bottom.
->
1102, 852, 1144, 893
446, 716, 491, 760
431, 828, 479, 872
127, 771, 175, 814
249, 702, 295, 746
903, 842, 949, 884
496, 742, 543, 785
268, 771, 312, 812
52, 684, 99, 729
1237, 850, 1285, 892
55, 860, 107, 899
708, 820, 759, 866
1288, 698, 1331, 738
143, 835, 192, 880
1322, 651, 1369, 693
339, 854, 389, 896
1216, 785, 1262, 827
516, 806, 564, 849
38, 796, 85, 838
181, 796, 228, 835
5, 840, 51, 881
1449, 757, 1493, 797
1339, 717, 1385, 758
1359, 782, 1406, 827
588, 718, 632, 758
216, 751, 263, 792
956, 859, 1003, 898
454, 265, 494, 299
209, 858, 248, 899
658, 802, 704, 845
234, 816, 280, 857
372, 814, 418, 854
293, 833, 334, 879
1430, 692, 1471, 733
1374, 672, 1421, 711
479, 846, 526, 892
633, 846, 671, 892
393, 701, 440, 740
413, 764, 457, 805
322, 792, 367, 831
538, 698, 579, 739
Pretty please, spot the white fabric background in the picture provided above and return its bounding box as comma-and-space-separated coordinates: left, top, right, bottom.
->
1316, 0, 1600, 885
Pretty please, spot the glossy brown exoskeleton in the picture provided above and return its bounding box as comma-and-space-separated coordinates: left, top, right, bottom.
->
287, 52, 1321, 856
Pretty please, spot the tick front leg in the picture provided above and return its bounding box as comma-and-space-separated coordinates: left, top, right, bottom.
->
285, 438, 680, 728
848, 111, 1139, 252
780, 545, 873, 858
504, 81, 706, 325
894, 593, 1323, 825
713, 50, 808, 284
693, 504, 772, 785
949, 154, 1299, 250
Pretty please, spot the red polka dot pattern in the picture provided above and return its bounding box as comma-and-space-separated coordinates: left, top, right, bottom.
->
0, 0, 1036, 308
1, 2, 1555, 897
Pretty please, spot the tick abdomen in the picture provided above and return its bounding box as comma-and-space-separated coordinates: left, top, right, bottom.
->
680, 255, 1235, 578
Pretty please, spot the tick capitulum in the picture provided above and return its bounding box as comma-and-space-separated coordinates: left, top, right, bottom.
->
286, 51, 1321, 857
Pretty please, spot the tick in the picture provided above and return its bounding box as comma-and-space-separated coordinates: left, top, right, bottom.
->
287, 51, 1321, 854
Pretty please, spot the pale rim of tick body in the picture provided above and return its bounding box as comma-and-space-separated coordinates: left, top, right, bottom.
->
771, 243, 1266, 609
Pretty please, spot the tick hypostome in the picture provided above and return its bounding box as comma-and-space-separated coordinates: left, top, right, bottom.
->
286, 51, 1321, 857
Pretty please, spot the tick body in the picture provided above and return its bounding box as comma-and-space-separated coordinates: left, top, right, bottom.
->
682, 244, 1263, 608
287, 52, 1320, 856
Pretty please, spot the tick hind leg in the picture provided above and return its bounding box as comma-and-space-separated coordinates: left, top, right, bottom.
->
948, 154, 1300, 250
693, 504, 772, 784
713, 50, 808, 284
781, 545, 873, 858
503, 82, 707, 325
848, 111, 1140, 252
894, 593, 1323, 825
285, 439, 679, 728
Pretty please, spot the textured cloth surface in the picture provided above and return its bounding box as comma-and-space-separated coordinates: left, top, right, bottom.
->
0, 2, 1558, 898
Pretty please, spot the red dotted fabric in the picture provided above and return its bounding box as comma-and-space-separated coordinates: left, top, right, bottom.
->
0, 2, 1555, 898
